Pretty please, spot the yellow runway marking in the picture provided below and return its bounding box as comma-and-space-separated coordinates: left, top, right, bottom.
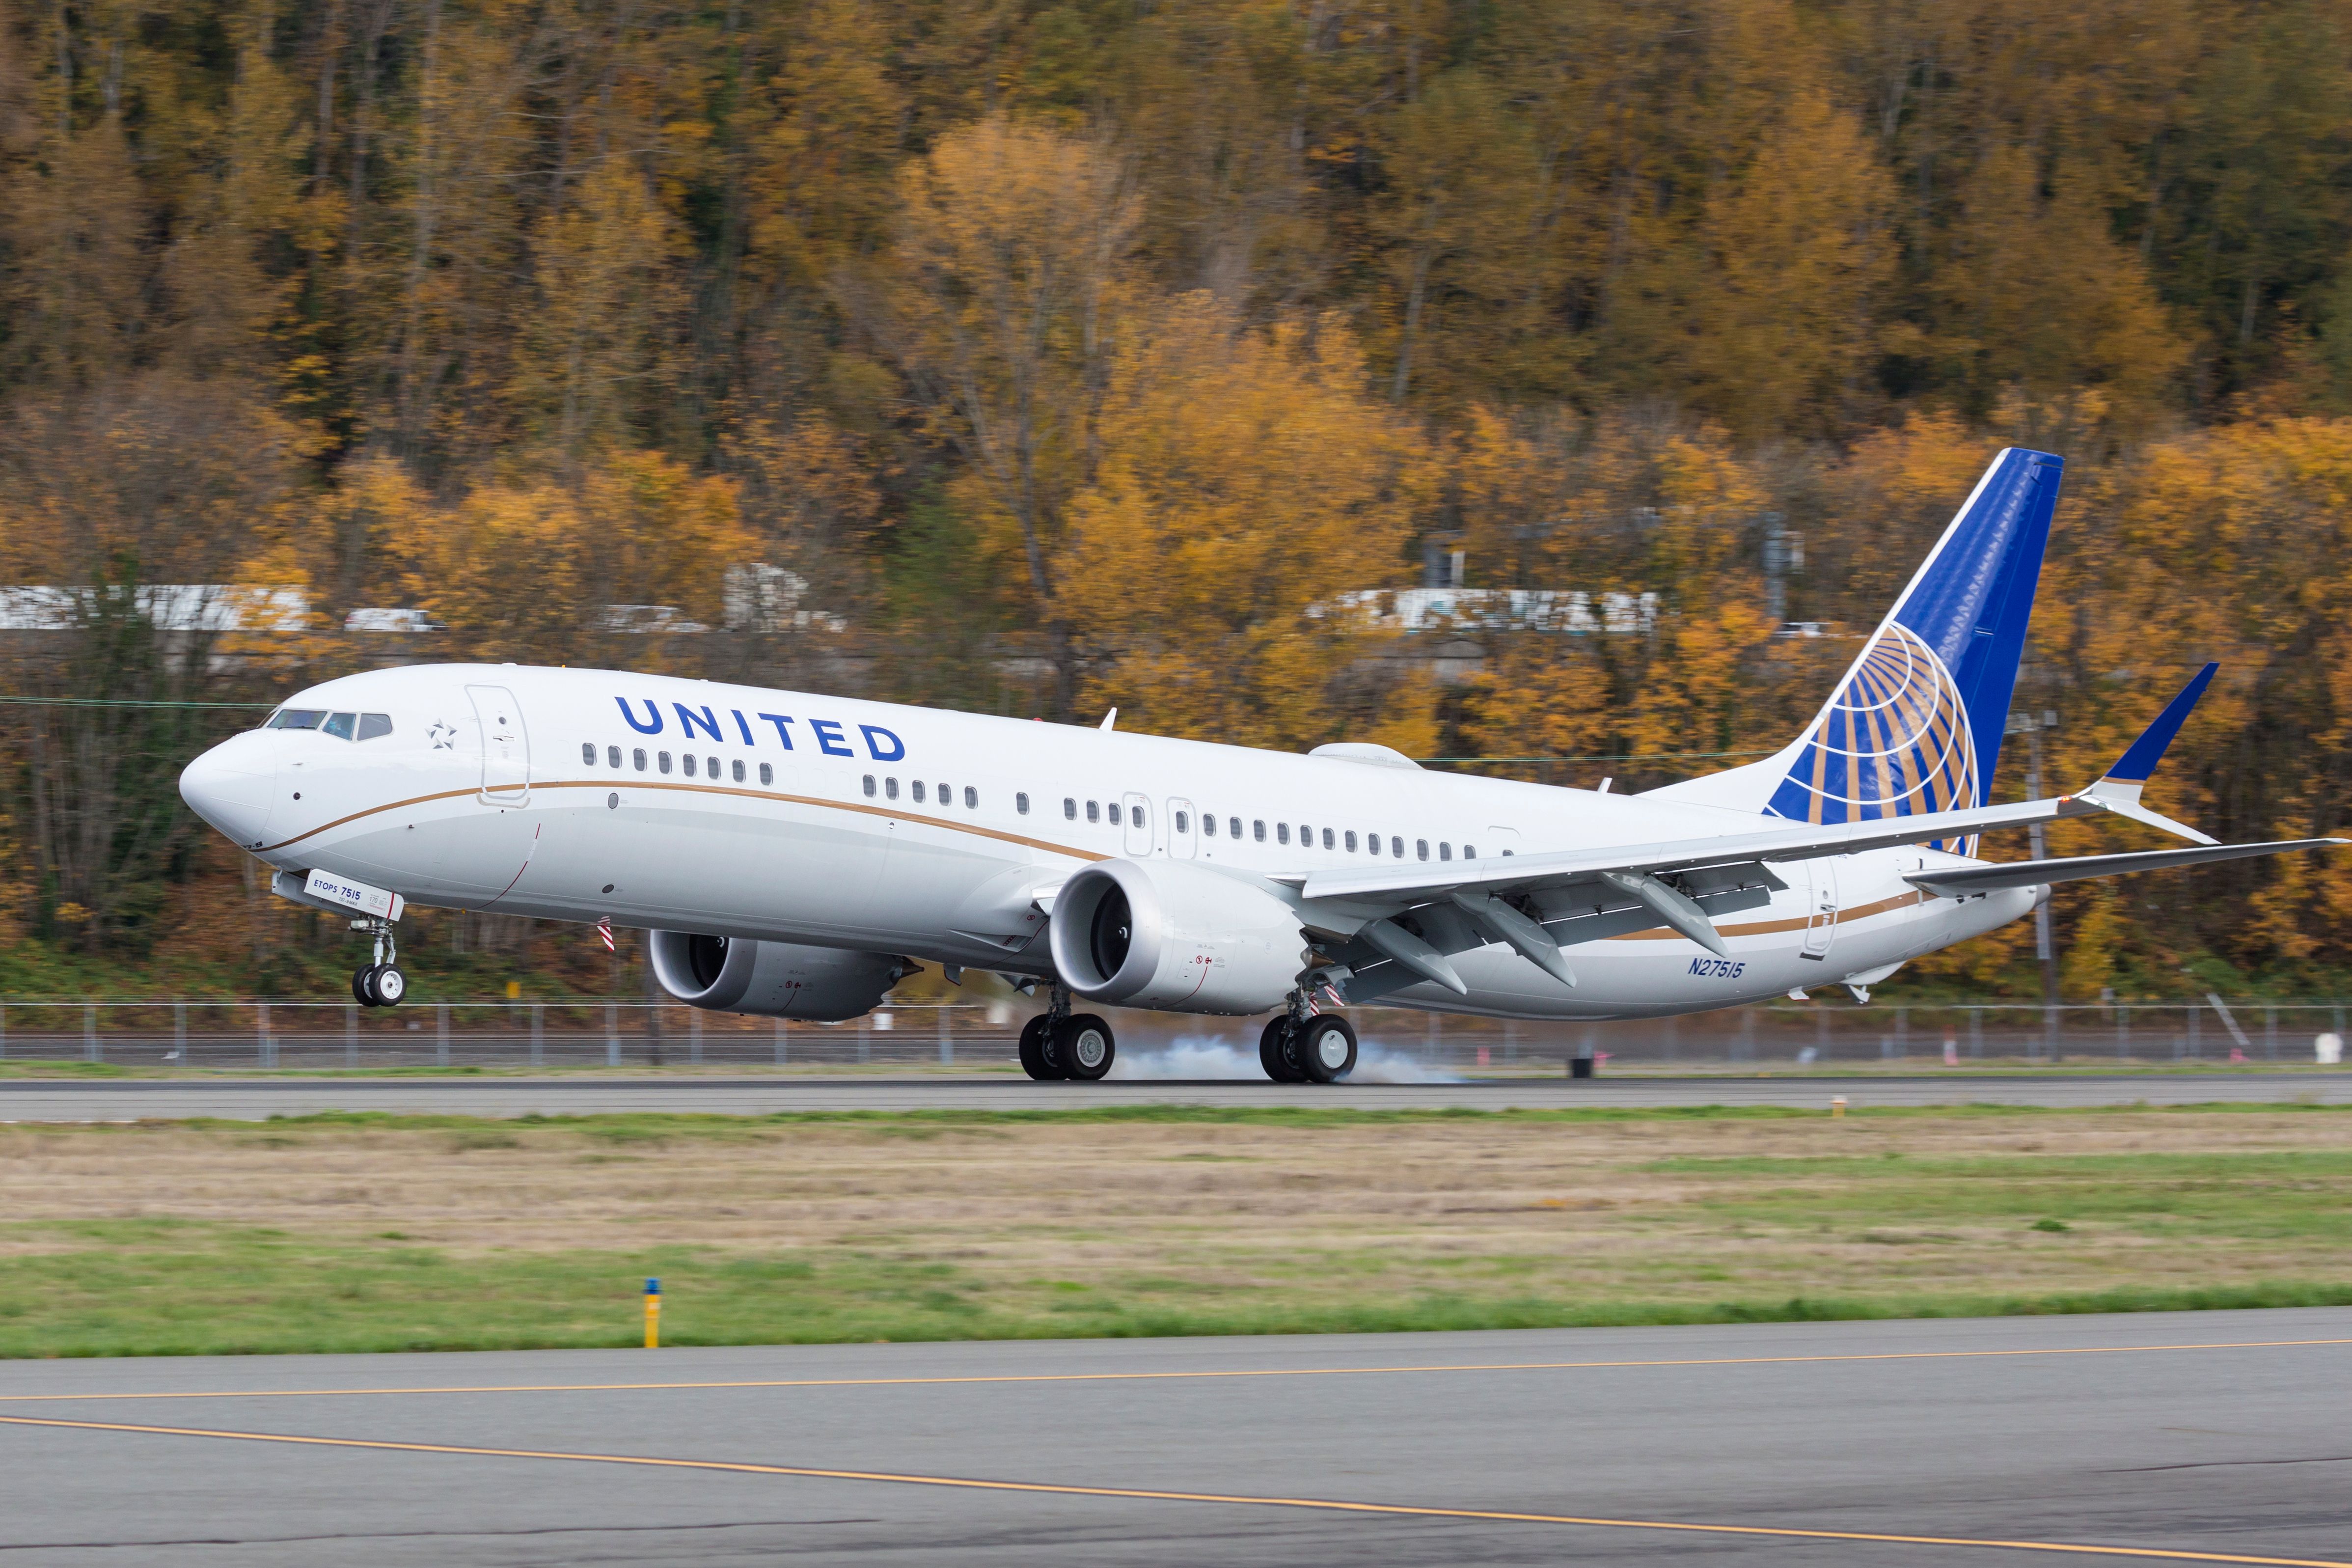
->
1, 1335, 2345, 1405
0, 1413, 2343, 1566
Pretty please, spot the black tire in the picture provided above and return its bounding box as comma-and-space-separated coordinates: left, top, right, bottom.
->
1259, 1015, 1306, 1083
374, 965, 407, 1007
1298, 1015, 1357, 1083
1018, 1015, 1060, 1080
1058, 1014, 1116, 1080
352, 965, 381, 1008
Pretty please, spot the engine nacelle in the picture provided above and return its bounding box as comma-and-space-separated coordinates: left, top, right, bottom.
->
648, 931, 913, 1021
1047, 859, 1306, 1015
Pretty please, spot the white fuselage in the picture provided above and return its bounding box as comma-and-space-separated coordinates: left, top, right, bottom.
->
179, 663, 2037, 1020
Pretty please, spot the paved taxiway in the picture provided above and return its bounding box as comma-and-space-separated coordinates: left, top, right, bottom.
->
2, 1309, 2349, 1565
1, 1069, 2347, 1120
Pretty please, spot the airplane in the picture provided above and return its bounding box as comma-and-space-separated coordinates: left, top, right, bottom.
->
178, 447, 2341, 1083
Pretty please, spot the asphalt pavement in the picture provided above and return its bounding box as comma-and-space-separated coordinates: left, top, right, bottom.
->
1, 1309, 2348, 1565
2, 1069, 2348, 1120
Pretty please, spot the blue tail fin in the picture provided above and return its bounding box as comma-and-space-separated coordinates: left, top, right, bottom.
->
1651, 448, 2064, 848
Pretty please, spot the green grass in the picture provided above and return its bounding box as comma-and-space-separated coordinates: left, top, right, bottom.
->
7, 1216, 2352, 1359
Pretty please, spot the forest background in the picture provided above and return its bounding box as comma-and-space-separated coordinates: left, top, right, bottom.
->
4, 0, 2352, 1005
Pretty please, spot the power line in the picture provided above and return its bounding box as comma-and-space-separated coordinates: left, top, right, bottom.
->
0, 695, 276, 710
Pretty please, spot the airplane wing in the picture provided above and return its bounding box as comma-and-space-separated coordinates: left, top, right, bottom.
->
1905, 838, 2346, 896
1293, 792, 2110, 907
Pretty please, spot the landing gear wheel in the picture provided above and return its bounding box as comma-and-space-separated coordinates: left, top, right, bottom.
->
1259, 1016, 1307, 1083
372, 965, 407, 1007
1058, 1014, 1116, 1081
1298, 1015, 1357, 1083
1018, 1015, 1062, 1080
352, 965, 383, 1008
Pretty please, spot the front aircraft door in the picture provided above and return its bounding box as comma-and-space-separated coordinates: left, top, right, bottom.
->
466, 685, 530, 806
1802, 859, 1838, 959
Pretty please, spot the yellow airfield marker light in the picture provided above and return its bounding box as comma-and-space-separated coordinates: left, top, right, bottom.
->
1831, 1096, 1847, 1119
644, 1278, 661, 1349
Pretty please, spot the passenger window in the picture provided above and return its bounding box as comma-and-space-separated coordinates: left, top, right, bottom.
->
885, 777, 899, 800
581, 743, 596, 765
683, 754, 697, 778
1134, 804, 1146, 829
606, 744, 621, 769
1203, 814, 1217, 838
1064, 797, 1077, 819
708, 756, 719, 779
863, 774, 876, 797
1231, 817, 1243, 839
1253, 819, 1266, 842
759, 763, 773, 786
1463, 844, 1475, 860
965, 786, 978, 808
1087, 800, 1100, 823
658, 751, 673, 774
1016, 792, 1031, 816
1417, 838, 1429, 861
938, 782, 951, 805
356, 714, 393, 742
1391, 835, 1404, 858
912, 781, 926, 803
1297, 823, 1310, 846
1322, 827, 1334, 850
1175, 810, 1189, 834
1439, 842, 1452, 861
1277, 823, 1290, 845
633, 748, 648, 771
732, 759, 746, 783
322, 712, 358, 741
1108, 802, 1121, 826
1345, 830, 1357, 852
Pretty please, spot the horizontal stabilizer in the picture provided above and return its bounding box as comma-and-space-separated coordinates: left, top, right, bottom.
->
1906, 838, 2345, 897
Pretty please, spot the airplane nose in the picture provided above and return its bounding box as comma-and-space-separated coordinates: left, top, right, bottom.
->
180, 736, 278, 849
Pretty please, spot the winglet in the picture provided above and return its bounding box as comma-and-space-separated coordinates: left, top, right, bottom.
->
2080, 662, 2220, 845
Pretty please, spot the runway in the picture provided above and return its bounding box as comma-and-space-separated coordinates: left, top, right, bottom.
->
2, 1310, 2349, 1565
2, 1069, 2349, 1121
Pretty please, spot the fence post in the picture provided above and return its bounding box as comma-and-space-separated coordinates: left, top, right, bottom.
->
857, 1016, 869, 1065
2117, 1004, 2130, 1060
436, 1003, 450, 1067
345, 1003, 358, 1068
690, 1007, 703, 1065
1896, 1007, 1910, 1060
1968, 1006, 1982, 1059
257, 1001, 273, 1068
774, 1016, 787, 1067
2187, 1002, 2201, 1060
173, 1001, 187, 1065
938, 1004, 952, 1066
2265, 1005, 2278, 1062
83, 1003, 99, 1064
0, 1001, 7, 1058
531, 1002, 545, 1068
606, 1002, 621, 1068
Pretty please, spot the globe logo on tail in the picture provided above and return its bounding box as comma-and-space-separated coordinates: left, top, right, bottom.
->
1765, 622, 1980, 854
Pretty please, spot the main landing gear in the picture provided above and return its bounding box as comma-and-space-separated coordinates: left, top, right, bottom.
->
1018, 984, 1116, 1081
350, 918, 407, 1009
1261, 1009, 1357, 1084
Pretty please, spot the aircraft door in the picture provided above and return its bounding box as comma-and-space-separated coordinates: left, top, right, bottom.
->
1167, 798, 1197, 859
1802, 859, 1838, 958
1122, 792, 1154, 856
466, 685, 530, 806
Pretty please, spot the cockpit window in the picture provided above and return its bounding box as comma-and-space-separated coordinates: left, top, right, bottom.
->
322, 712, 358, 740
267, 709, 326, 730
356, 714, 393, 741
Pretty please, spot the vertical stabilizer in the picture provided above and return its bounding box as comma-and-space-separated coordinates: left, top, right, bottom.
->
1650, 448, 2064, 850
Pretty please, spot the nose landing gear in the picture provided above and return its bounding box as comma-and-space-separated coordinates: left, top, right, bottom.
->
351, 918, 407, 1008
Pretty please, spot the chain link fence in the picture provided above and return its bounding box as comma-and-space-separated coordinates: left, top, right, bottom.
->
0, 997, 2344, 1071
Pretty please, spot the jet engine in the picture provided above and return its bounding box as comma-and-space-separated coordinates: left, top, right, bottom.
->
648, 931, 914, 1021
1047, 859, 1306, 1015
